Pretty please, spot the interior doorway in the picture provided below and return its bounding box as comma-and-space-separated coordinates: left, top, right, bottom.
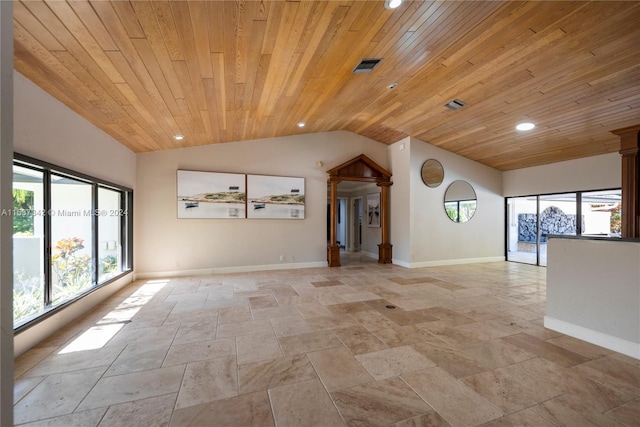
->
326, 197, 348, 249
337, 197, 347, 250
326, 154, 392, 267
350, 197, 363, 252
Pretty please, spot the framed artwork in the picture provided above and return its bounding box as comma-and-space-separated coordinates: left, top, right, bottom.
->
247, 175, 305, 219
367, 192, 381, 227
177, 170, 246, 218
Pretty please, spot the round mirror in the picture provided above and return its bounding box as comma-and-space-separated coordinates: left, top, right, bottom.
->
444, 180, 477, 223
421, 159, 444, 188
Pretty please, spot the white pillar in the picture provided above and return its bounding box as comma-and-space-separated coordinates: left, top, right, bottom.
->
0, 0, 15, 425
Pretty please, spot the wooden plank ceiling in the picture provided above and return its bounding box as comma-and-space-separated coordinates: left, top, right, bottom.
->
13, 0, 640, 171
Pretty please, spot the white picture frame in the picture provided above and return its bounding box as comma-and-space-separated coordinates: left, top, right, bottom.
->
367, 192, 380, 227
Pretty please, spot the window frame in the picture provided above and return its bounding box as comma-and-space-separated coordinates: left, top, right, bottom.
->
13, 154, 133, 332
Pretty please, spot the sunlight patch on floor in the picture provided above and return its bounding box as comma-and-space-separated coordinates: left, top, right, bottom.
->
58, 280, 168, 354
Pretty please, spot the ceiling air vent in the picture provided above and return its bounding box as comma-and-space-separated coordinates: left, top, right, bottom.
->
444, 99, 466, 110
352, 58, 383, 73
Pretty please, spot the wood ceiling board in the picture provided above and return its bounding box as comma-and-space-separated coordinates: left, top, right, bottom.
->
13, 0, 640, 170
13, 1, 65, 51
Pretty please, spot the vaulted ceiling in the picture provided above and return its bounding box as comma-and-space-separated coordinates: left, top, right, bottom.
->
13, 1, 640, 170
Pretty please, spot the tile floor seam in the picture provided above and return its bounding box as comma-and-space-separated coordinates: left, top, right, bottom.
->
324, 382, 349, 427
172, 362, 190, 415
71, 370, 107, 417
454, 370, 506, 417
531, 396, 568, 427
602, 397, 640, 415
397, 373, 458, 426
266, 389, 280, 427
235, 351, 241, 400
94, 407, 109, 427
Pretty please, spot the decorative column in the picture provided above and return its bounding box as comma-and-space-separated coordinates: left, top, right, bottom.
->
327, 178, 341, 267
613, 126, 640, 238
377, 181, 393, 263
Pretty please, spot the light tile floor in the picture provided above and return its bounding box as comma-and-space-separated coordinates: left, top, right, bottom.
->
14, 255, 640, 426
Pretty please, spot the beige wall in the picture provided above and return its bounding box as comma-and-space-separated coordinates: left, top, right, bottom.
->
14, 72, 136, 188
503, 153, 620, 197
390, 137, 505, 267
546, 237, 640, 359
135, 131, 389, 276
389, 138, 412, 263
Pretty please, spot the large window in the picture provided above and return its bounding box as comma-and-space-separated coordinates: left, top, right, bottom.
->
12, 155, 133, 329
506, 189, 621, 266
538, 193, 577, 266
12, 165, 46, 323
506, 196, 538, 265
51, 174, 94, 304
581, 190, 622, 237
98, 187, 124, 282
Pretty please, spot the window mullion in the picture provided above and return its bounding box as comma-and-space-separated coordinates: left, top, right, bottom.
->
92, 184, 98, 286
536, 195, 541, 266
576, 192, 583, 235
43, 169, 52, 307
120, 191, 127, 272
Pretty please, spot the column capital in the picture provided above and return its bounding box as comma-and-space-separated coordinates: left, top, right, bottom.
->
618, 131, 639, 156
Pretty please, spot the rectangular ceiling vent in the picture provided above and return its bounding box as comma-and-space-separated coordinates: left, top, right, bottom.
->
352, 58, 383, 73
444, 99, 466, 110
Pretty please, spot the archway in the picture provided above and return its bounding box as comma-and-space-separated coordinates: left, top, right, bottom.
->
326, 154, 392, 267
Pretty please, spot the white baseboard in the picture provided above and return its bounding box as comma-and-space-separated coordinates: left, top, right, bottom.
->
544, 316, 640, 360
400, 256, 505, 269
134, 256, 507, 279
360, 251, 377, 260
134, 261, 327, 280
392, 259, 411, 268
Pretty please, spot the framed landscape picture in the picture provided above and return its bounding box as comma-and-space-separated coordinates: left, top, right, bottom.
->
177, 170, 246, 219
247, 175, 305, 219
367, 192, 380, 227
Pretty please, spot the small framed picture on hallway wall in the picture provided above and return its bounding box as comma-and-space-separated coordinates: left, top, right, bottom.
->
367, 193, 380, 228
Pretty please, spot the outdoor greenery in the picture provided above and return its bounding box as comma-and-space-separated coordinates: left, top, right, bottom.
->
610, 204, 622, 234
100, 254, 118, 276
445, 201, 476, 223
14, 240, 119, 323
12, 188, 34, 235
13, 189, 41, 324
13, 270, 43, 323
52, 237, 92, 292
445, 203, 459, 222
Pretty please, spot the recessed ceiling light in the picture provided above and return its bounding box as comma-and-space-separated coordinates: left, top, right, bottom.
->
515, 122, 535, 131
173, 134, 185, 141
297, 122, 305, 128
385, 0, 402, 9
